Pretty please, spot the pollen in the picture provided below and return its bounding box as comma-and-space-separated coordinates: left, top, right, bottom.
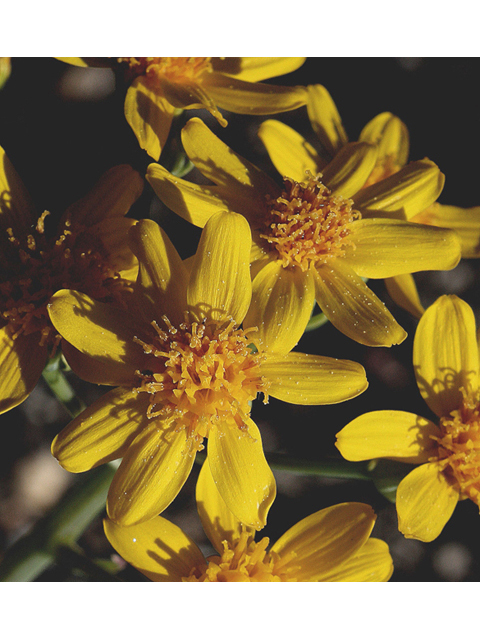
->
183, 530, 298, 582
432, 388, 480, 506
0, 212, 131, 351
133, 317, 270, 453
259, 173, 360, 271
117, 57, 213, 84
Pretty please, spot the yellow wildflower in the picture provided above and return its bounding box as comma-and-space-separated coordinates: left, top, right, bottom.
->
0, 146, 143, 414
56, 57, 307, 160
147, 117, 461, 350
104, 461, 393, 582
259, 84, 480, 318
336, 295, 480, 542
47, 212, 368, 528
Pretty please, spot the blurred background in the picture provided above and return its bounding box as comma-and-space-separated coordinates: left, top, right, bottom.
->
1, 57, 480, 582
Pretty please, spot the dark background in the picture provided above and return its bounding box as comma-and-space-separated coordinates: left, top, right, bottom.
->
1, 57, 480, 581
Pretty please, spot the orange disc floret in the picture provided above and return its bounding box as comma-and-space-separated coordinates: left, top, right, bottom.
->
260, 173, 360, 271
433, 389, 480, 506
133, 317, 270, 451
117, 57, 212, 84
0, 211, 131, 351
183, 530, 298, 582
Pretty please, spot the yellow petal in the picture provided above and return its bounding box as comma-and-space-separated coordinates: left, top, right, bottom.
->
61, 165, 143, 227
129, 219, 188, 326
181, 118, 279, 199
313, 260, 407, 347
320, 538, 393, 582
258, 119, 324, 182
215, 57, 306, 82
261, 352, 368, 405
103, 516, 205, 582
384, 274, 425, 319
160, 78, 227, 127
336, 410, 440, 463
124, 77, 175, 160
48, 289, 146, 373
414, 203, 480, 258
321, 142, 378, 198
396, 462, 459, 542
146, 162, 245, 227
243, 261, 315, 355
89, 216, 138, 274
306, 84, 348, 160
353, 159, 444, 220
107, 423, 195, 526
187, 211, 252, 324
359, 112, 409, 167
202, 72, 308, 115
51, 387, 149, 473
270, 502, 376, 581
0, 144, 35, 234
413, 294, 479, 418
207, 417, 276, 530
196, 461, 255, 553
55, 57, 109, 67
343, 218, 461, 278
61, 341, 137, 386
0, 329, 47, 415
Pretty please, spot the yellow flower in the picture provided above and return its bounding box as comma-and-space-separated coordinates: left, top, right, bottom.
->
104, 461, 393, 582
336, 294, 480, 542
0, 57, 11, 90
56, 57, 307, 160
0, 147, 143, 415
147, 117, 461, 349
259, 84, 480, 319
47, 212, 368, 529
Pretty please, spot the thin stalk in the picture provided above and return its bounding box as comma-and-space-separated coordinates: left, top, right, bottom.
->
42, 353, 86, 418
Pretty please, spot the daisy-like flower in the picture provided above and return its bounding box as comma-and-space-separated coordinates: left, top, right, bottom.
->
147, 117, 461, 350
47, 212, 368, 529
0, 146, 143, 415
336, 294, 480, 542
104, 460, 393, 582
55, 57, 307, 160
259, 84, 480, 318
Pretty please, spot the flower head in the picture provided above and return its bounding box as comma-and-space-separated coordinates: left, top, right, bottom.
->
103, 461, 393, 582
336, 294, 480, 542
56, 57, 307, 160
147, 117, 461, 350
259, 84, 480, 319
0, 146, 143, 414
48, 212, 368, 528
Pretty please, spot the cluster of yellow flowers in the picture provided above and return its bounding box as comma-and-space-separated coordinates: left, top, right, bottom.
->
1, 57, 479, 582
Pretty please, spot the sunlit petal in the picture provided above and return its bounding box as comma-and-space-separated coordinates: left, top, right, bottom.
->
384, 274, 425, 319
413, 294, 479, 418
215, 57, 305, 82
0, 145, 35, 234
396, 462, 459, 542
359, 112, 409, 167
321, 142, 378, 198
320, 538, 393, 582
306, 84, 348, 160
414, 203, 480, 258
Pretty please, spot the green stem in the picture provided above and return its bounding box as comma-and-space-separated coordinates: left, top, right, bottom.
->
305, 312, 329, 331
42, 353, 86, 418
0, 463, 116, 582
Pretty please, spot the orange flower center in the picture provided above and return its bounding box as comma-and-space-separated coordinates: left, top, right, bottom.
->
133, 317, 269, 452
0, 212, 131, 351
259, 173, 360, 271
117, 57, 212, 84
183, 531, 298, 582
434, 389, 480, 506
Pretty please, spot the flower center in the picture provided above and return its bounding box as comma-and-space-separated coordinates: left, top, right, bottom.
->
259, 173, 360, 271
0, 212, 131, 351
433, 389, 480, 505
117, 57, 212, 84
133, 317, 269, 452
183, 531, 298, 582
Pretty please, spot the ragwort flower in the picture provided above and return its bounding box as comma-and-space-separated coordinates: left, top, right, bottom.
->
104, 461, 393, 582
259, 84, 480, 318
147, 117, 461, 350
47, 212, 368, 529
0, 146, 143, 414
336, 295, 480, 542
56, 57, 307, 160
